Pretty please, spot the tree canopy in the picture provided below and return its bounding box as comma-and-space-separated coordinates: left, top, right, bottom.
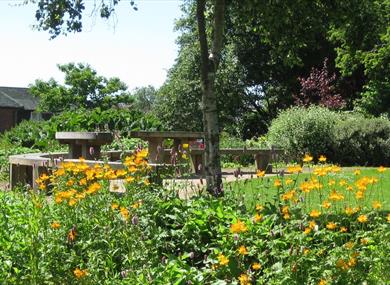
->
29, 63, 133, 113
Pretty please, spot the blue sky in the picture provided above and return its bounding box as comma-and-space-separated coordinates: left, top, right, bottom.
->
0, 0, 182, 90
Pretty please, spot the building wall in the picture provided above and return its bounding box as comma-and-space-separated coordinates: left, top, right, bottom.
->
0, 108, 17, 133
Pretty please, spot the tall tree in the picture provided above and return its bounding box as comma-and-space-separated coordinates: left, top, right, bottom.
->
28, 0, 225, 194
196, 0, 225, 195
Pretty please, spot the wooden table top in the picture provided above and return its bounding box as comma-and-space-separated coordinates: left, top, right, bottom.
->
129, 131, 205, 139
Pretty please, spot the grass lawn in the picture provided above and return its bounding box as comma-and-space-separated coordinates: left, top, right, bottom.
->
227, 167, 390, 211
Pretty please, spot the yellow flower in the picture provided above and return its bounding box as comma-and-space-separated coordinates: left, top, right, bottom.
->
377, 166, 386, 173
322, 200, 331, 209
303, 248, 310, 255
345, 207, 354, 216
372, 200, 382, 209
326, 222, 337, 230
143, 179, 150, 186
304, 227, 312, 235
120, 207, 129, 220
66, 179, 74, 187
355, 191, 364, 199
318, 279, 327, 285
182, 143, 189, 149
252, 263, 261, 270
79, 178, 87, 186
339, 179, 347, 186
217, 254, 229, 266
256, 204, 264, 211
256, 170, 265, 177
51, 221, 61, 229
310, 209, 321, 218
357, 214, 368, 223
387, 213, 390, 223
73, 268, 88, 279
68, 199, 77, 207
238, 273, 250, 285
111, 203, 119, 210
238, 245, 249, 255
360, 238, 369, 245
303, 154, 313, 163
336, 258, 349, 271
230, 220, 248, 234
131, 201, 143, 209
318, 155, 327, 162
287, 165, 302, 173
253, 213, 262, 223
344, 241, 354, 249
340, 226, 348, 233
329, 190, 344, 201
126, 176, 135, 183
67, 227, 77, 242
354, 169, 361, 176
309, 220, 317, 229
274, 179, 282, 187
285, 178, 294, 185
348, 257, 357, 267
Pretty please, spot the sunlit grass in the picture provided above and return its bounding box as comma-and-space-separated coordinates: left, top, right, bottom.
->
227, 167, 390, 211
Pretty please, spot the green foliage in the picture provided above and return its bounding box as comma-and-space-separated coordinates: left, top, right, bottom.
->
268, 107, 390, 166
268, 106, 340, 161
0, 164, 389, 283
1, 108, 160, 151
333, 115, 390, 166
30, 63, 133, 114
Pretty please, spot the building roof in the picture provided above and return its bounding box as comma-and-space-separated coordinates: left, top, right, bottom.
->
0, 86, 38, 110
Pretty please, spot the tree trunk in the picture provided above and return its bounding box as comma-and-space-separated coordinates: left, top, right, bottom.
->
196, 0, 225, 196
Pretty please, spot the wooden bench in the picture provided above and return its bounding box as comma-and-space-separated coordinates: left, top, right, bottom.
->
162, 147, 283, 174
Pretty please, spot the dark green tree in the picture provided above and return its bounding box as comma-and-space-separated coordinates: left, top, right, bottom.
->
30, 63, 133, 114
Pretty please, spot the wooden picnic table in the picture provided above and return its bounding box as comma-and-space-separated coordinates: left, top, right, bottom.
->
129, 131, 205, 164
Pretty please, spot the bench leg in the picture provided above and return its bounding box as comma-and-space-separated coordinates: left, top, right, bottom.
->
255, 154, 272, 174
148, 138, 164, 163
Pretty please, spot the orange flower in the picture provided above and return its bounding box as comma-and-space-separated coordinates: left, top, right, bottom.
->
303, 154, 313, 163
256, 170, 265, 177
253, 213, 262, 223
67, 226, 77, 242
372, 200, 382, 209
51, 221, 61, 229
310, 209, 321, 218
256, 204, 264, 211
111, 203, 119, 210
217, 253, 229, 266
238, 245, 249, 255
274, 179, 282, 187
73, 268, 88, 279
230, 220, 248, 234
326, 222, 337, 230
252, 262, 261, 270
318, 155, 327, 162
238, 273, 250, 285
357, 215, 368, 223
120, 207, 129, 220
322, 200, 331, 209
377, 166, 386, 173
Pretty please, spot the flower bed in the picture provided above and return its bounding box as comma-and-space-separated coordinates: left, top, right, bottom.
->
0, 154, 389, 284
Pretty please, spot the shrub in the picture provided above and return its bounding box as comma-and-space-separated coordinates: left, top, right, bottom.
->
332, 115, 390, 166
1, 108, 161, 151
267, 106, 340, 161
